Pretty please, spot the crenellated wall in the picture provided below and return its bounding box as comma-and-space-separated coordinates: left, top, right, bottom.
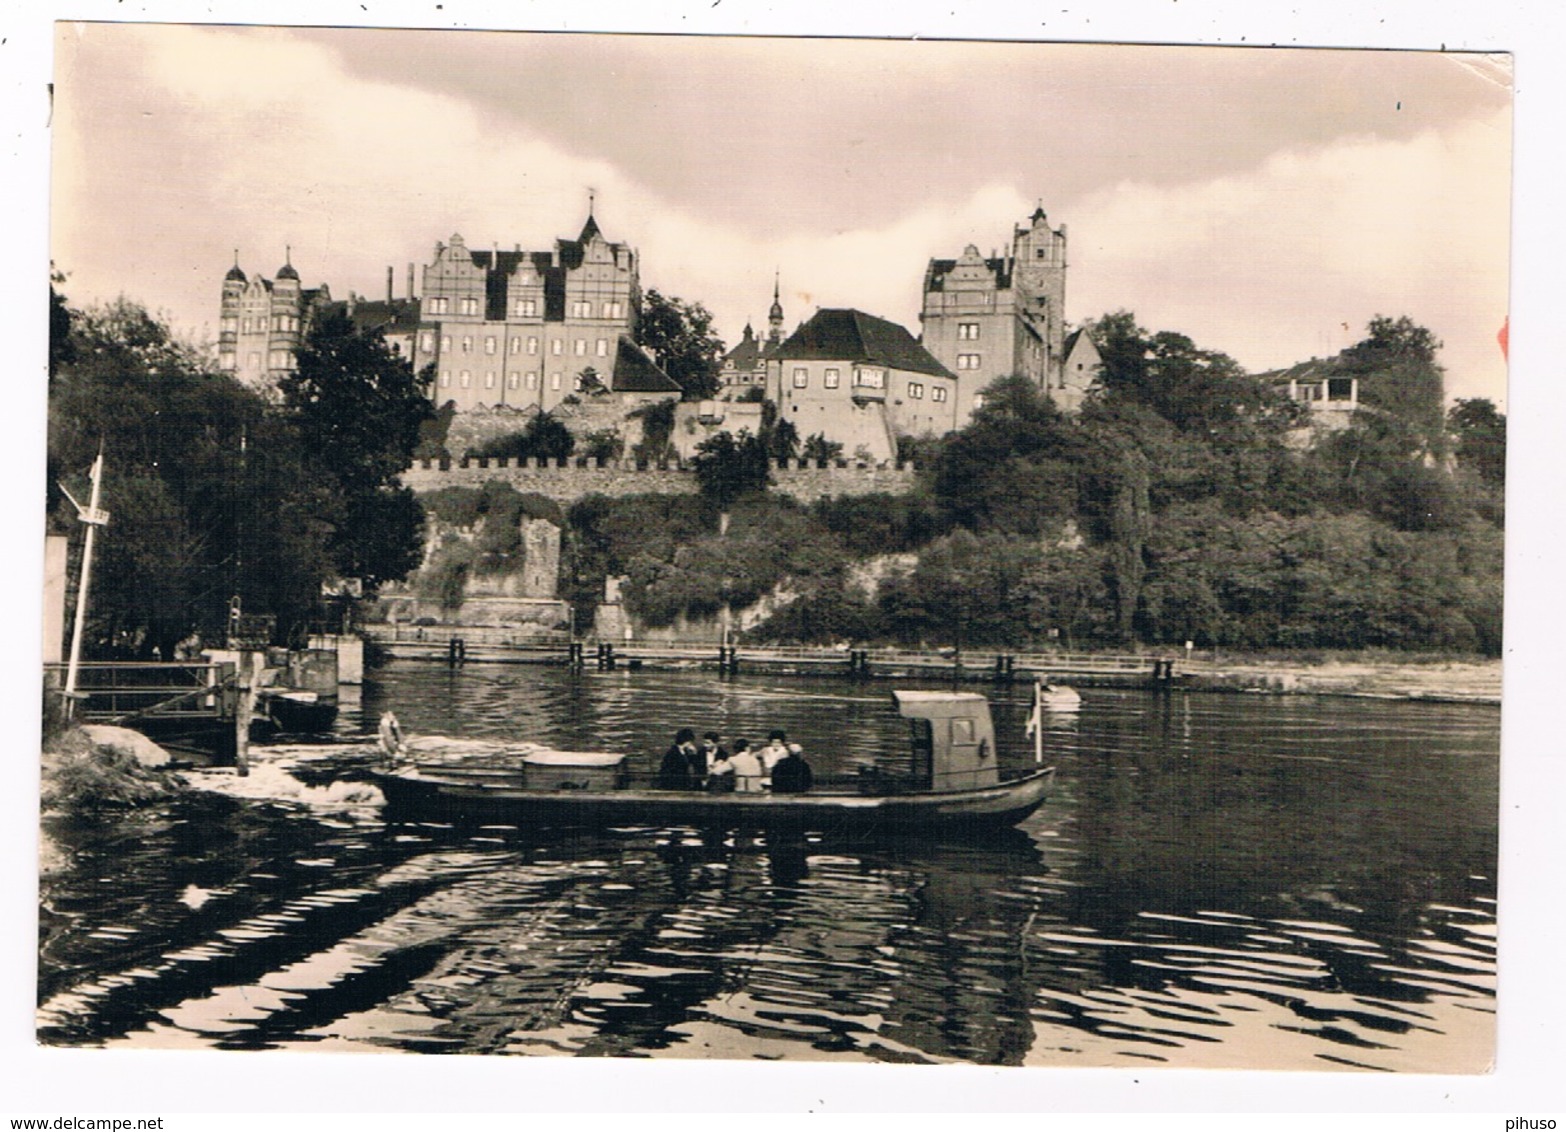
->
401, 456, 920, 504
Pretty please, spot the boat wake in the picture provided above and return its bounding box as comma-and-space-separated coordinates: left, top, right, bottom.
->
183, 750, 385, 810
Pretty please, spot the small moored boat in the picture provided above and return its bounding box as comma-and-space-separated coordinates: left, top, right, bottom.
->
370, 690, 1055, 833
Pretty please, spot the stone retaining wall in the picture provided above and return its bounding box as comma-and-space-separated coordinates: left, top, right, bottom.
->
402, 457, 919, 504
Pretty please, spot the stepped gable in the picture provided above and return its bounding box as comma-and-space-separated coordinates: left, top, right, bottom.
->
611, 338, 681, 393
779, 308, 956, 380
923, 254, 1011, 292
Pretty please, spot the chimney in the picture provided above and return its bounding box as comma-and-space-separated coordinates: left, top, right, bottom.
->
407, 263, 415, 301
387, 266, 394, 305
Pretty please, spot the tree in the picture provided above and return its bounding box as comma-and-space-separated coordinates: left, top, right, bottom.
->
692, 429, 772, 517
801, 433, 845, 464
635, 290, 725, 400
279, 310, 432, 492
278, 310, 432, 589
1449, 398, 1506, 487
469, 412, 575, 462
1342, 316, 1447, 456
931, 374, 1082, 534
49, 295, 332, 653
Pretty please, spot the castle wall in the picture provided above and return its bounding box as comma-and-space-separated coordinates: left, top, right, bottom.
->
401, 457, 919, 505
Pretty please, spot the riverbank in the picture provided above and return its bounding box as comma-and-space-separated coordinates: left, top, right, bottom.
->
1182, 656, 1502, 704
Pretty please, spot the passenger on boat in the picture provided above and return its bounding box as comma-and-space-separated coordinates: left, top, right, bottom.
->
770, 744, 814, 794
658, 728, 699, 789
729, 738, 765, 793
757, 730, 790, 771
706, 746, 737, 793
695, 731, 726, 777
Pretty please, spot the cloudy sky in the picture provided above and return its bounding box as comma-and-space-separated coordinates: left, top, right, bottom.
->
51, 23, 1512, 404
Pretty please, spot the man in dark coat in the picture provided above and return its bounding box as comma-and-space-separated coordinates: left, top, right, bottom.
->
769, 743, 814, 794
658, 728, 699, 789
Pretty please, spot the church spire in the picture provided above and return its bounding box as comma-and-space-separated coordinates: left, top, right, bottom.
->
767, 271, 784, 344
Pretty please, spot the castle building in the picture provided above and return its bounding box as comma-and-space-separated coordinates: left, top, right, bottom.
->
217, 252, 331, 390
413, 212, 677, 413
919, 205, 1077, 424
718, 275, 787, 396
769, 308, 957, 464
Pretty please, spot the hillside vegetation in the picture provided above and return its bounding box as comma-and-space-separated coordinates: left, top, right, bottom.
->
561, 314, 1503, 655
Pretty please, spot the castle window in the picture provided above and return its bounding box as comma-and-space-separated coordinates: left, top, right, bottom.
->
792, 367, 809, 389
528, 337, 539, 355
515, 298, 536, 317
596, 339, 608, 357
572, 300, 591, 318
460, 370, 471, 387
551, 339, 563, 356
550, 373, 561, 390
441, 335, 452, 352
972, 393, 986, 411
459, 297, 479, 316
485, 372, 495, 388
241, 318, 251, 334
932, 386, 948, 403
419, 332, 434, 353
957, 354, 981, 370
958, 323, 980, 340
428, 297, 449, 314
574, 339, 587, 356
485, 336, 496, 355
854, 367, 886, 389
510, 337, 521, 354
824, 368, 840, 389
909, 382, 924, 399
605, 301, 623, 319
507, 373, 518, 389
440, 371, 450, 387
527, 372, 537, 388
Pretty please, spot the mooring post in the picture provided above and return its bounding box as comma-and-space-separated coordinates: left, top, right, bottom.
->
234, 650, 259, 778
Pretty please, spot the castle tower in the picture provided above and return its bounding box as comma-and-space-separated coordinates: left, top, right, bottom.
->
1010, 205, 1069, 391
218, 252, 246, 372
920, 204, 1073, 426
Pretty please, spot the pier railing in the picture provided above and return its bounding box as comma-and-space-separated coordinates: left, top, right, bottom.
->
43, 660, 237, 723
361, 625, 1180, 683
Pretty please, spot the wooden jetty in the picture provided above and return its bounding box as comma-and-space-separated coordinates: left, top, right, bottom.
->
363, 625, 1181, 688
44, 659, 245, 759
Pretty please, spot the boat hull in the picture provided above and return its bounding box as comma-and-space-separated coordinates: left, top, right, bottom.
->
371, 766, 1056, 834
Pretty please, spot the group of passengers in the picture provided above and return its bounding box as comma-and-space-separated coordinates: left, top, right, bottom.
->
656, 728, 814, 794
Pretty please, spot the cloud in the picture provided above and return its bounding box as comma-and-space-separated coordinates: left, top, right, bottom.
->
1066, 108, 1512, 404
52, 24, 1510, 407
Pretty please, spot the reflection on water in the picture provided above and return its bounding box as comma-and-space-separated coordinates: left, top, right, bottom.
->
37, 664, 1498, 1069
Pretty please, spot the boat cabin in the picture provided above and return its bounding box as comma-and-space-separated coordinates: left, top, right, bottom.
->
892, 690, 998, 791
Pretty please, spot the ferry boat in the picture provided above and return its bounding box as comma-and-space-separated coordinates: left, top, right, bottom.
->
370, 689, 1056, 833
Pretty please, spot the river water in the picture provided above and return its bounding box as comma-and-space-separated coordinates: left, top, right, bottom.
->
37, 662, 1499, 1070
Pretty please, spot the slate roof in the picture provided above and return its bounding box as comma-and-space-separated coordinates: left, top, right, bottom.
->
777, 309, 955, 380
1257, 357, 1347, 384
611, 338, 681, 393
327, 298, 422, 336
722, 325, 764, 371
